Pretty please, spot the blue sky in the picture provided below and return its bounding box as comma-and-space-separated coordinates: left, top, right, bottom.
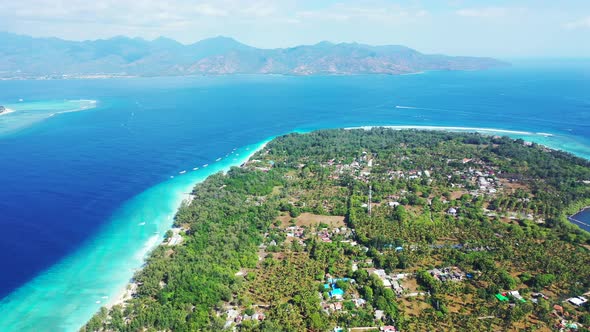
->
0, 0, 588, 57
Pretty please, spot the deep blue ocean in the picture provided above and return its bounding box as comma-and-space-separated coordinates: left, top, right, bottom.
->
0, 60, 589, 330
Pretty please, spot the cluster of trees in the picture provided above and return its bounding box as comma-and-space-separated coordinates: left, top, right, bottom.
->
83, 170, 285, 331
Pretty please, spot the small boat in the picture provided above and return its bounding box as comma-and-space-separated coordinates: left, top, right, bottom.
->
193, 167, 199, 171
179, 170, 187, 174
215, 158, 222, 162
138, 222, 146, 226
203, 164, 209, 168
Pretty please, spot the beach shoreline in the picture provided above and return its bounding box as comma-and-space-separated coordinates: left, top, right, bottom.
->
341, 125, 590, 159
346, 125, 536, 136
296, 124, 588, 163
0, 107, 15, 116
101, 140, 271, 312
0, 137, 272, 332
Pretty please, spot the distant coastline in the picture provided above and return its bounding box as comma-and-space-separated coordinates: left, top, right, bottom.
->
0, 74, 137, 81
0, 32, 507, 79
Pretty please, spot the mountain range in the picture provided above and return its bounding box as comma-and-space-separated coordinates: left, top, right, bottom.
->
0, 32, 507, 78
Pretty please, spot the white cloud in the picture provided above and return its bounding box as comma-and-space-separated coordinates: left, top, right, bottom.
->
564, 16, 590, 29
295, 3, 428, 23
193, 4, 228, 17
456, 7, 508, 18
0, 0, 279, 26
240, 2, 278, 18
416, 10, 429, 18
296, 10, 350, 22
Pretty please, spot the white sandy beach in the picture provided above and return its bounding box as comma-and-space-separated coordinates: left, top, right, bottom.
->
345, 125, 534, 136
0, 107, 15, 116
49, 100, 98, 117
102, 140, 271, 311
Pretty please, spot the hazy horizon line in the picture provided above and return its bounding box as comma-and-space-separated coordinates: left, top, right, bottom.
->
4, 30, 590, 60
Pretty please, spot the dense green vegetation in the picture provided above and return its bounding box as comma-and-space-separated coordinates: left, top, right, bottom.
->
84, 129, 590, 332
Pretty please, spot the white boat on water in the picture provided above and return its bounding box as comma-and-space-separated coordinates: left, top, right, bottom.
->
193, 167, 199, 171
215, 158, 222, 162
179, 170, 187, 174
203, 164, 209, 168
138, 222, 146, 226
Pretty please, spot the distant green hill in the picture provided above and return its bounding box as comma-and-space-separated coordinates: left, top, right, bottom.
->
0, 32, 507, 78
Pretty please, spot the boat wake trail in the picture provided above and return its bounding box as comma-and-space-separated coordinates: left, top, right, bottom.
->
395, 105, 453, 112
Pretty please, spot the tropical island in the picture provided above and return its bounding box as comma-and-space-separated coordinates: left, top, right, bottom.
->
0, 32, 506, 79
83, 129, 590, 332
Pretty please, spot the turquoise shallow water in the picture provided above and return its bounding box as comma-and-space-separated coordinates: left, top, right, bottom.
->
0, 99, 97, 136
0, 61, 589, 331
0, 139, 270, 331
